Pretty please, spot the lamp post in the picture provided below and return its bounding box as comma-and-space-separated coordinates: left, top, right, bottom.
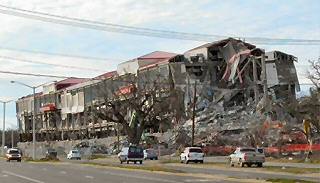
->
1, 99, 13, 155
11, 80, 56, 160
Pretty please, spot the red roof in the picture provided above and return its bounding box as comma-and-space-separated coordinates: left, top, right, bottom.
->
94, 70, 117, 79
55, 77, 88, 92
138, 51, 178, 59
55, 77, 87, 85
139, 58, 169, 70
121, 51, 178, 64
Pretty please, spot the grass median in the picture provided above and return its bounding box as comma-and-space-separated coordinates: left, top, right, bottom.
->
262, 166, 320, 174
79, 161, 185, 173
161, 159, 320, 174
266, 157, 320, 164
265, 178, 318, 183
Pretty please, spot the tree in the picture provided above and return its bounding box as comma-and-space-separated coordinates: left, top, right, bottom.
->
94, 70, 184, 145
306, 58, 320, 90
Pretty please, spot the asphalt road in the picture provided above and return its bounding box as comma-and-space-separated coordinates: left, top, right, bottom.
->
0, 159, 248, 183
57, 156, 320, 182
162, 164, 320, 182
85, 156, 320, 182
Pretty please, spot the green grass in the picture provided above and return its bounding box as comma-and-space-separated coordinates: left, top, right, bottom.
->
160, 159, 226, 165
163, 160, 319, 175
266, 178, 318, 183
262, 166, 320, 174
89, 155, 106, 160
266, 157, 320, 164
79, 162, 185, 173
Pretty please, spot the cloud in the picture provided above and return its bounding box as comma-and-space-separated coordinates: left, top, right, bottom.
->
0, 0, 319, 129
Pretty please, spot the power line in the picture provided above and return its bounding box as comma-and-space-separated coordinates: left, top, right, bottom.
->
0, 5, 319, 45
0, 46, 125, 62
0, 70, 70, 78
0, 69, 314, 87
0, 55, 107, 72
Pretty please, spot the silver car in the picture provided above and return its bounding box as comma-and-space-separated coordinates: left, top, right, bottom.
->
67, 150, 81, 160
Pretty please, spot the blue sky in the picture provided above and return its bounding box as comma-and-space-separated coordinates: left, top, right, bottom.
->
0, 0, 319, 130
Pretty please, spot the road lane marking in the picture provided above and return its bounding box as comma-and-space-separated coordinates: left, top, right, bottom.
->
43, 168, 47, 171
185, 179, 221, 182
3, 171, 45, 183
103, 171, 183, 183
0, 174, 8, 177
85, 175, 94, 179
60, 171, 66, 174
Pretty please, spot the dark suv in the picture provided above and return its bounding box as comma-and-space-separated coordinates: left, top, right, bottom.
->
118, 145, 144, 164
6, 148, 22, 162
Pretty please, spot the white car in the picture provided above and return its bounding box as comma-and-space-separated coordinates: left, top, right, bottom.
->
229, 147, 265, 167
180, 147, 204, 164
67, 150, 81, 160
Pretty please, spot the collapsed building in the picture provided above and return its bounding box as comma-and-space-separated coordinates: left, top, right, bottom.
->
15, 38, 302, 155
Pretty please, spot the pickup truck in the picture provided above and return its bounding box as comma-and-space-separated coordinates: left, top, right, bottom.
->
229, 147, 265, 167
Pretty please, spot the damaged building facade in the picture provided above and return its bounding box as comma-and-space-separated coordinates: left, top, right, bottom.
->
14, 38, 300, 145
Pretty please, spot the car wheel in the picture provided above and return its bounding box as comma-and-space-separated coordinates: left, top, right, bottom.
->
247, 163, 252, 167
257, 163, 263, 167
140, 161, 142, 164
155, 157, 158, 160
239, 159, 244, 167
180, 157, 183, 163
127, 161, 129, 164
229, 158, 234, 167
150, 158, 153, 160
200, 160, 204, 164
134, 161, 137, 164
185, 157, 189, 164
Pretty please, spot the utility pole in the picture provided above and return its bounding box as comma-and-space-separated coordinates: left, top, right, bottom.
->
1, 100, 13, 155
117, 122, 120, 153
252, 57, 259, 105
261, 52, 269, 110
11, 127, 14, 148
191, 80, 197, 147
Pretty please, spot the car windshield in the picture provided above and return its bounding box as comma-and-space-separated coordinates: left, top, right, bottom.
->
147, 150, 154, 153
240, 148, 256, 152
72, 150, 79, 154
129, 146, 142, 152
189, 148, 202, 153
9, 150, 20, 154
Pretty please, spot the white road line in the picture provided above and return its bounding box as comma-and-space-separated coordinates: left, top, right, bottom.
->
60, 171, 66, 174
185, 179, 221, 182
85, 175, 94, 179
43, 168, 47, 171
103, 171, 183, 183
3, 171, 45, 183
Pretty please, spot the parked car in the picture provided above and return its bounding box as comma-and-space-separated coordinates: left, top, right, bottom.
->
180, 147, 204, 164
46, 150, 57, 157
143, 149, 158, 160
229, 147, 265, 167
118, 145, 144, 164
6, 148, 22, 162
67, 150, 81, 160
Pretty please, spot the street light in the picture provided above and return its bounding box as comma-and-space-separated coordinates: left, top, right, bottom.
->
0, 99, 13, 155
11, 80, 56, 160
